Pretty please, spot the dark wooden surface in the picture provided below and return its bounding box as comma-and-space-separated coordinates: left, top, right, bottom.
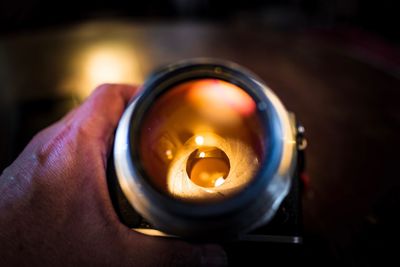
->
1, 20, 399, 266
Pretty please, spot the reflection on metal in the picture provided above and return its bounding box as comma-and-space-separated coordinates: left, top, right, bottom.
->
133, 229, 303, 244
296, 124, 308, 151
66, 42, 144, 99
134, 228, 176, 238
238, 234, 303, 244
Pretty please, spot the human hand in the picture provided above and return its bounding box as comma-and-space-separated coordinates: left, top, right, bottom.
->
0, 84, 227, 266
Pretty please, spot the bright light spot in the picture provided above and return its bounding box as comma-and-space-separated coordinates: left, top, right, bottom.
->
165, 150, 173, 160
63, 42, 144, 99
195, 136, 204, 145
214, 177, 225, 187
198, 152, 206, 158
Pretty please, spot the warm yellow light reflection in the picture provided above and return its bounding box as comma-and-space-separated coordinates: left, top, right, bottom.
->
195, 136, 204, 145
166, 132, 259, 202
187, 79, 256, 126
64, 42, 144, 99
138, 79, 263, 203
165, 149, 173, 160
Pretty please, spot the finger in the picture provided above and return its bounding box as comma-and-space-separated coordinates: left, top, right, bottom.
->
69, 83, 140, 152
118, 232, 227, 267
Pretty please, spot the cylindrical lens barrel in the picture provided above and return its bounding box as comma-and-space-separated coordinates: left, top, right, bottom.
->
113, 59, 296, 240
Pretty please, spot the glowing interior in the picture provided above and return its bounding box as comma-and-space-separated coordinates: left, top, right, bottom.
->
138, 79, 265, 203
186, 147, 230, 188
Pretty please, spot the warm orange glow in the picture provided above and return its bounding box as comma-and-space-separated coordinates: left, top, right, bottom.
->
187, 79, 256, 117
186, 147, 230, 188
139, 78, 264, 202
189, 157, 229, 188
62, 42, 144, 99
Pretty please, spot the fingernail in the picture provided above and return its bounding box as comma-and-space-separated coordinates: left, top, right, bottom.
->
200, 244, 228, 267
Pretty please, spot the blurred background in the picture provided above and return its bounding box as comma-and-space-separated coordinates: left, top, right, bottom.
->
0, 0, 399, 266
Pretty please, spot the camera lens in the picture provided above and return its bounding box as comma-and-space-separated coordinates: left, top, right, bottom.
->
138, 79, 265, 203
113, 59, 296, 239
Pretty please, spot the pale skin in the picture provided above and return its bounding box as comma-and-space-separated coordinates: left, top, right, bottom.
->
0, 84, 227, 266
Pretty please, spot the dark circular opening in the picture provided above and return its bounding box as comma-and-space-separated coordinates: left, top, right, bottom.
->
186, 147, 230, 188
